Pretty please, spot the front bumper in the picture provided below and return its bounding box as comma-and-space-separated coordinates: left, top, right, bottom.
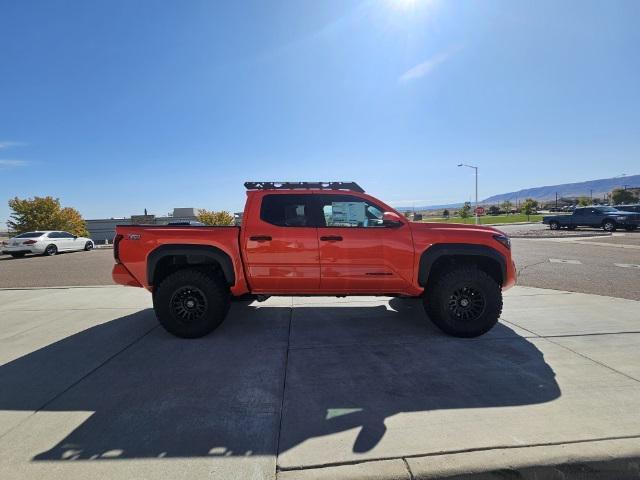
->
617, 219, 640, 226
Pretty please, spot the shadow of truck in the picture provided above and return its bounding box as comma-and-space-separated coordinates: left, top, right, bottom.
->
0, 299, 560, 461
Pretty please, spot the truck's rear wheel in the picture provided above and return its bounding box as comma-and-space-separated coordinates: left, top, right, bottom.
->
153, 268, 230, 338
549, 221, 560, 230
423, 267, 502, 338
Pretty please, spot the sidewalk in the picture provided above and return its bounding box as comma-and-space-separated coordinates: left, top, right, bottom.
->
0, 286, 639, 479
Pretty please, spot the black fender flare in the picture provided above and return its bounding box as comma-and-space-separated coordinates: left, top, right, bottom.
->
418, 243, 506, 287
147, 244, 235, 286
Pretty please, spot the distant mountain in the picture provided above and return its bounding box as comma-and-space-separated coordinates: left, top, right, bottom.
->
395, 174, 640, 211
396, 202, 464, 212
482, 175, 640, 204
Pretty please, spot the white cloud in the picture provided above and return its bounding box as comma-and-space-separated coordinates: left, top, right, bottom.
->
0, 141, 26, 149
399, 46, 461, 83
0, 159, 30, 169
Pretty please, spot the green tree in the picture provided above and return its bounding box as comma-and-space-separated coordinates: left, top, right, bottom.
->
442, 209, 450, 218
576, 196, 590, 206
7, 196, 88, 236
501, 200, 512, 214
459, 202, 471, 222
520, 198, 539, 221
611, 188, 638, 205
196, 209, 235, 226
488, 205, 500, 215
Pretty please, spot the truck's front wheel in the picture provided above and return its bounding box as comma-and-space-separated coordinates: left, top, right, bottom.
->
602, 220, 616, 232
153, 269, 230, 338
423, 267, 502, 338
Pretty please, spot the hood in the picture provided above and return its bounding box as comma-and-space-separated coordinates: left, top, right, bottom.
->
410, 221, 505, 235
613, 210, 640, 216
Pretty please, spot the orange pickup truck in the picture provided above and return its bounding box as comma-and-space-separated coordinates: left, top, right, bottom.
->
113, 182, 516, 339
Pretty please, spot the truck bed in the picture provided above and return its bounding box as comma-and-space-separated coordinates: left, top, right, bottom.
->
114, 224, 245, 293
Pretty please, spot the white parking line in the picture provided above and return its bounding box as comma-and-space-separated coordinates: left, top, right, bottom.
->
549, 258, 582, 264
614, 263, 640, 269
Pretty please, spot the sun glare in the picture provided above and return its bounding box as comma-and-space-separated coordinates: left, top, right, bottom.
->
387, 0, 424, 11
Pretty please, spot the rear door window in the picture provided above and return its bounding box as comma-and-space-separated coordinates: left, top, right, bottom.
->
260, 194, 316, 227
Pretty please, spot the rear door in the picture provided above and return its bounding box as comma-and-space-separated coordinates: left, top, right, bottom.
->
46, 232, 65, 250
585, 208, 602, 227
572, 208, 587, 226
242, 193, 320, 293
315, 194, 414, 293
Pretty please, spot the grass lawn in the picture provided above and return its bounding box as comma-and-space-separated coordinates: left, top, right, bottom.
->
420, 214, 544, 225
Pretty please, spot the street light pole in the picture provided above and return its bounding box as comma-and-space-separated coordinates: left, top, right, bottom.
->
458, 163, 479, 224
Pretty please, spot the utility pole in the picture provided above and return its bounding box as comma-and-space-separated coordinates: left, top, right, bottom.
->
457, 163, 479, 225
590, 189, 593, 202
555, 192, 558, 210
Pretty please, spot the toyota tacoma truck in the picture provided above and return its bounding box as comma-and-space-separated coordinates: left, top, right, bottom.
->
112, 182, 516, 338
543, 206, 640, 232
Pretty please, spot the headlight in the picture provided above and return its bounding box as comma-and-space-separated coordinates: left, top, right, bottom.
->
493, 234, 511, 250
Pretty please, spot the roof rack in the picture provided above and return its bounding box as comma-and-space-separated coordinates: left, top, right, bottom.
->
244, 181, 365, 193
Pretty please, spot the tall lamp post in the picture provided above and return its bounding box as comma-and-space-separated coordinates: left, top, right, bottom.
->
458, 163, 479, 225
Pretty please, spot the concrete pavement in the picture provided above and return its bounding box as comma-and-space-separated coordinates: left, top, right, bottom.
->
0, 286, 639, 479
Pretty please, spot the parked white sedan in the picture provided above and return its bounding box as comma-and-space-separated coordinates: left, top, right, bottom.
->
1, 231, 94, 258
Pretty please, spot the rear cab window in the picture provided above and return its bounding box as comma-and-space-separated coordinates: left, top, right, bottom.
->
260, 194, 316, 227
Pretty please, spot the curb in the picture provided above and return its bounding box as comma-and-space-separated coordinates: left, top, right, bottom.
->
277, 436, 640, 480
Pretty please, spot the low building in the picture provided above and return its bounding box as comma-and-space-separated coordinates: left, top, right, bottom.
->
86, 208, 199, 244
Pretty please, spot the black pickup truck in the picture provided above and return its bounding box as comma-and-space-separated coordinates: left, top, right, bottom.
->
543, 206, 640, 232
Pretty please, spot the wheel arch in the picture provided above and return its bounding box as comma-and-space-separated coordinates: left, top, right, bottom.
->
418, 243, 506, 288
147, 244, 236, 288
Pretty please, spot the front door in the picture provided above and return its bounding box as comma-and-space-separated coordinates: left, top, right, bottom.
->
243, 193, 320, 293
315, 194, 414, 293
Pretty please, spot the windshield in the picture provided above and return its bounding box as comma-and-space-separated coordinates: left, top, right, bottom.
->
14, 232, 45, 238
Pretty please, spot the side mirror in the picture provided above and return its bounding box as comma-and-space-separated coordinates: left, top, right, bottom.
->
382, 211, 404, 227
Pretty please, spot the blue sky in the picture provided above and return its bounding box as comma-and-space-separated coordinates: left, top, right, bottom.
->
1, 0, 639, 223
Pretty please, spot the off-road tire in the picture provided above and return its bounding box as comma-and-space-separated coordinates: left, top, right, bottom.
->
602, 220, 616, 232
423, 267, 502, 338
43, 244, 58, 256
153, 268, 230, 338
549, 221, 560, 230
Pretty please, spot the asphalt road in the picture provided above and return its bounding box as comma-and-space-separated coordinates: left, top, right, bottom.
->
513, 233, 640, 300
0, 249, 115, 288
1, 232, 639, 299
